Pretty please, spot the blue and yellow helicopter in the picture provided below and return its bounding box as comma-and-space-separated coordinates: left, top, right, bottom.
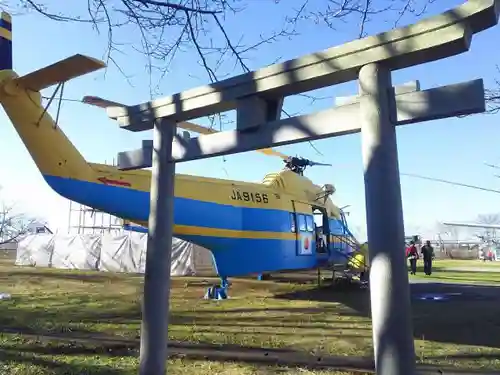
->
0, 11, 367, 282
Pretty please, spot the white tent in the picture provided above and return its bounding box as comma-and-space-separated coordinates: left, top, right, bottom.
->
15, 232, 217, 276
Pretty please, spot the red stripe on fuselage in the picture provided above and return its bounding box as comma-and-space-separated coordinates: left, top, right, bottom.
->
97, 177, 131, 187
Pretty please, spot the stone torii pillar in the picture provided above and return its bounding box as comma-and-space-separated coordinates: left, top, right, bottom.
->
359, 63, 416, 374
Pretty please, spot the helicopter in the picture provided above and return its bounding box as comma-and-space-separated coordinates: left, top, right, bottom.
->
0, 11, 366, 282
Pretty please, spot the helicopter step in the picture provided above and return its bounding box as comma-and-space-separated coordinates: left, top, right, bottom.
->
320, 244, 370, 289
320, 264, 369, 288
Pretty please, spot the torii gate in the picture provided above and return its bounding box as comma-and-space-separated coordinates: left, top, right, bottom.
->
105, 1, 499, 374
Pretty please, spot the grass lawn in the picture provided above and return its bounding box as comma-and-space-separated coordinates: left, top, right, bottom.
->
410, 259, 500, 284
0, 258, 499, 374
432, 259, 500, 269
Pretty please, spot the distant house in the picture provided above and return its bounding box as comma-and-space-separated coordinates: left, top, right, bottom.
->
26, 222, 53, 235
0, 221, 53, 251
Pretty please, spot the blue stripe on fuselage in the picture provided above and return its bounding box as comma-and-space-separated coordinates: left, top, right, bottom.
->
43, 175, 295, 233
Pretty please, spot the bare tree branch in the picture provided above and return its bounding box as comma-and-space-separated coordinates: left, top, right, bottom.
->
137, 0, 223, 15
15, 0, 444, 87
486, 67, 500, 114
0, 190, 39, 245
13, 0, 499, 146
477, 213, 500, 226
486, 90, 500, 114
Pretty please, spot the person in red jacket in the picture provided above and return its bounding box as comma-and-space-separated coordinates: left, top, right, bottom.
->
406, 241, 419, 275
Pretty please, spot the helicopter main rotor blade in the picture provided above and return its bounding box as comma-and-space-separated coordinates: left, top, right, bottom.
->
176, 121, 218, 135
308, 161, 332, 167
175, 122, 289, 160
83, 96, 219, 135
255, 148, 289, 160
83, 95, 124, 108
83, 95, 290, 160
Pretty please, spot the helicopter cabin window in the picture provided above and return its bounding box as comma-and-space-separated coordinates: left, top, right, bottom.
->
297, 214, 307, 232
329, 218, 344, 235
290, 213, 296, 233
305, 215, 314, 232
296, 214, 314, 233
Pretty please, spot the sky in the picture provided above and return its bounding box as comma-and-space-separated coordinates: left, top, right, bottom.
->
1, 0, 500, 242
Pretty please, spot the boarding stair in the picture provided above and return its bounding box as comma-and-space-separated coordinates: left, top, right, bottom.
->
327, 211, 369, 287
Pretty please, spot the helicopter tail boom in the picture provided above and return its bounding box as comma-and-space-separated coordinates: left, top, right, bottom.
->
0, 12, 103, 182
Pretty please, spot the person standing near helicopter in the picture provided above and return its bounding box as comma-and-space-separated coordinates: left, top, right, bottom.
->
421, 240, 435, 275
406, 240, 419, 275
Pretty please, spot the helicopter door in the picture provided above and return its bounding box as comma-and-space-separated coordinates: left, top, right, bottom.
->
313, 208, 330, 255
292, 201, 315, 256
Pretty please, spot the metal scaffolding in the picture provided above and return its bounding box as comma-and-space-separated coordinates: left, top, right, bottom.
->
67, 200, 124, 235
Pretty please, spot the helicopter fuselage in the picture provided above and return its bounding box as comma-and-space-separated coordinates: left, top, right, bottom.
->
55, 165, 354, 277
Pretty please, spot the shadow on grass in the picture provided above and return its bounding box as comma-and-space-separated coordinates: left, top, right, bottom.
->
0, 326, 375, 373
425, 352, 500, 361
0, 348, 126, 374
0, 269, 134, 283
274, 282, 500, 350
9, 339, 137, 357
0, 299, 142, 331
